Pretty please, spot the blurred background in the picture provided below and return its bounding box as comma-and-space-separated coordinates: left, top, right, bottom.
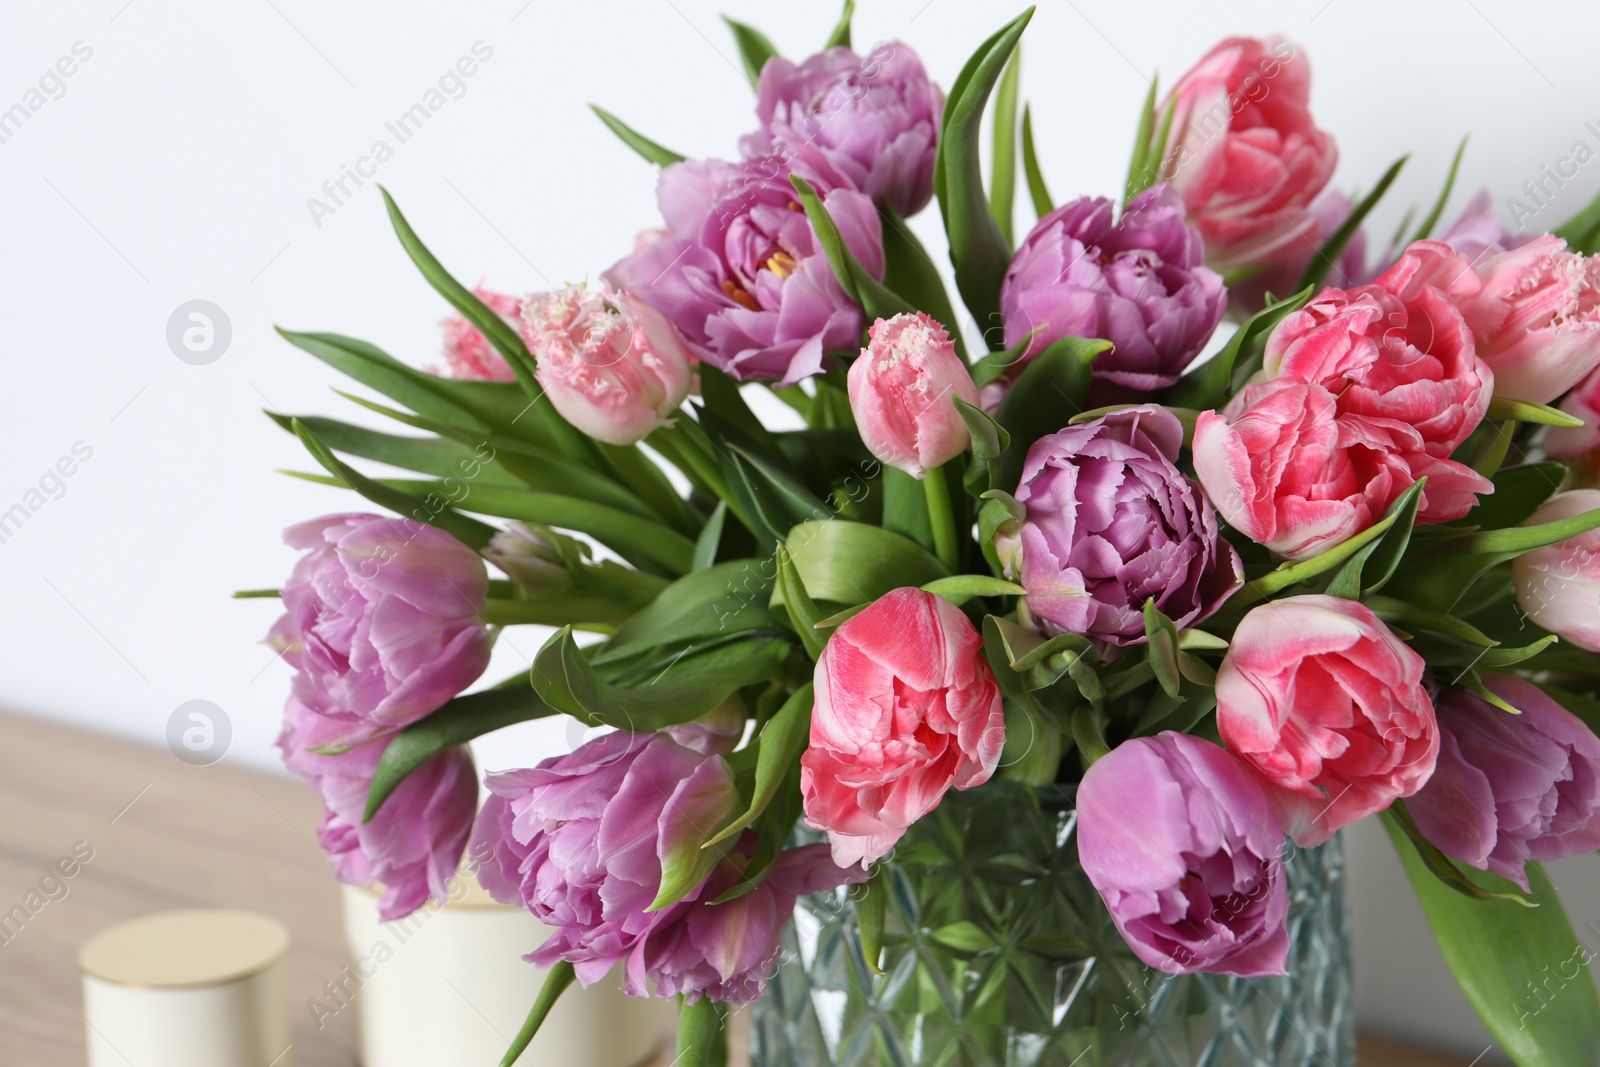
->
5, 0, 1600, 1060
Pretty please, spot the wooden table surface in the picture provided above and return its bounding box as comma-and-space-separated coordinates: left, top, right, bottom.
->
0, 710, 1468, 1066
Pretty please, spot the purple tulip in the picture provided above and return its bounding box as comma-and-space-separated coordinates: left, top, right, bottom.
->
473, 729, 862, 1003
1078, 731, 1290, 977
279, 697, 478, 921
268, 513, 492, 741
604, 152, 884, 385
999, 183, 1226, 399
999, 406, 1242, 647
1408, 676, 1600, 890
1437, 188, 1533, 264
739, 41, 943, 218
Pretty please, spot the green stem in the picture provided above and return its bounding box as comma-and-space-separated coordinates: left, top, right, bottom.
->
923, 463, 960, 572
1072, 704, 1110, 765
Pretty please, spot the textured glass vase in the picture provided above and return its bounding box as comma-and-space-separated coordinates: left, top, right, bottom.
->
751, 783, 1354, 1067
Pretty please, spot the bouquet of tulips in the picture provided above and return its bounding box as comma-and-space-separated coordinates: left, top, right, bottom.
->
253, 5, 1600, 1064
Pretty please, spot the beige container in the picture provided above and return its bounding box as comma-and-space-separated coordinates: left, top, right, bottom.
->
341, 879, 668, 1067
78, 909, 292, 1067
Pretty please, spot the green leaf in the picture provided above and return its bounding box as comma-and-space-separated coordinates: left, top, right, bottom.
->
365, 684, 556, 822
789, 175, 910, 322
650, 753, 739, 911
773, 543, 827, 659
675, 996, 729, 1067
989, 46, 1022, 245
1324, 478, 1425, 598
499, 962, 576, 1067
856, 867, 888, 974
377, 187, 596, 465
723, 16, 778, 87
705, 683, 813, 848
1410, 135, 1468, 242
532, 628, 790, 732
935, 8, 1035, 342
824, 0, 854, 49
1466, 461, 1566, 531
722, 444, 829, 549
267, 413, 518, 486
1555, 186, 1600, 255
880, 464, 934, 549
977, 491, 1024, 572
378, 480, 693, 574
993, 336, 1111, 491
275, 329, 496, 436
1297, 155, 1407, 292
693, 501, 727, 571
1122, 76, 1160, 203
921, 575, 1024, 604
957, 397, 1010, 495
588, 104, 685, 166
1163, 286, 1315, 410
777, 520, 949, 611
599, 559, 775, 661
1382, 816, 1600, 1066
290, 420, 498, 550
1444, 501, 1600, 557
1143, 601, 1182, 699
1383, 806, 1534, 906
1236, 485, 1420, 605
1020, 104, 1052, 219
1487, 396, 1587, 428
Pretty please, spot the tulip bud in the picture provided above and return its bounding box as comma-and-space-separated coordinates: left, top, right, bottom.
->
847, 312, 980, 479
521, 284, 695, 446
1513, 489, 1600, 652
484, 523, 575, 592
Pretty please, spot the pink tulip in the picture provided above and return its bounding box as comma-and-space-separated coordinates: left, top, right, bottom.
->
521, 284, 695, 446
1194, 380, 1402, 560
1547, 366, 1600, 459
801, 587, 1005, 868
1216, 595, 1438, 846
847, 312, 979, 478
1455, 235, 1600, 403
1513, 489, 1600, 652
1160, 37, 1337, 272
439, 287, 519, 382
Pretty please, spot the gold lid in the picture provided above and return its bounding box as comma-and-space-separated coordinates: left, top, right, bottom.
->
78, 909, 290, 989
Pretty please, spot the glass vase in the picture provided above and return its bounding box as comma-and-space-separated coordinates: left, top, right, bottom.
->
751, 783, 1354, 1067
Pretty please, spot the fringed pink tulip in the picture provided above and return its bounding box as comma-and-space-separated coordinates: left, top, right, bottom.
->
521, 283, 694, 446
847, 312, 979, 478
1078, 732, 1289, 976
1216, 595, 1438, 846
439, 287, 519, 381
801, 587, 1005, 868
1455, 234, 1600, 403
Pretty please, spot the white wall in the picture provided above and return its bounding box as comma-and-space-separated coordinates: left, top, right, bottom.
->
4, 0, 1598, 1056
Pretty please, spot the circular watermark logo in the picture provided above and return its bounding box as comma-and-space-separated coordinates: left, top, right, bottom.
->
166, 300, 232, 365
166, 700, 232, 766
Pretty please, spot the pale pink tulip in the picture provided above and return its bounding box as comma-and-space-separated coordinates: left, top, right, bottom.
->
847, 313, 979, 478
522, 284, 695, 446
